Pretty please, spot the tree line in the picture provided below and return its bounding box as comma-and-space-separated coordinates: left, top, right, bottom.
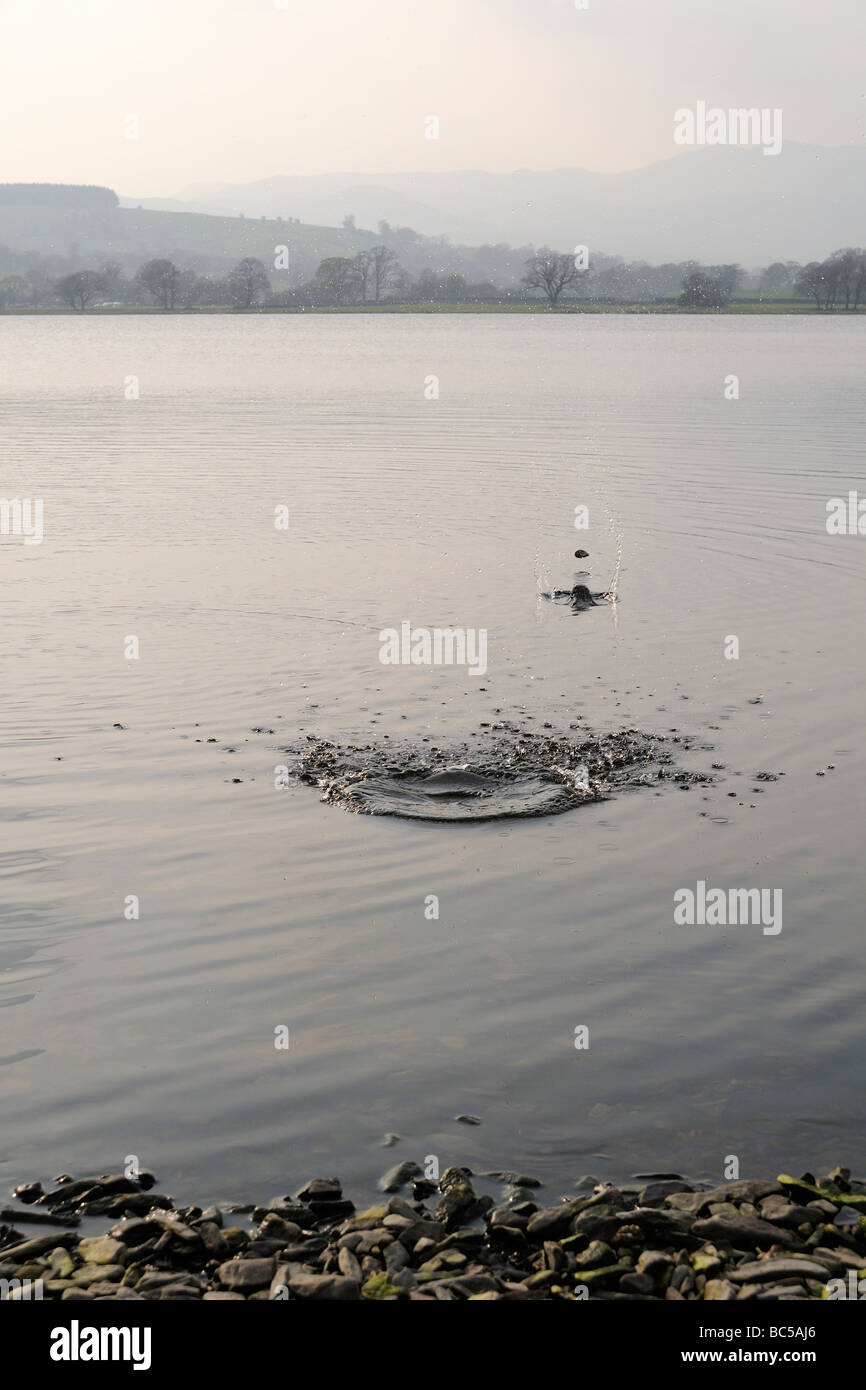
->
0, 245, 864, 311
680, 250, 866, 310
794, 249, 866, 311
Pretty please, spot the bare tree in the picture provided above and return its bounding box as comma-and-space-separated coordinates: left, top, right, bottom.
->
795, 263, 829, 309
679, 272, 731, 308
760, 261, 801, 291
352, 250, 372, 303
136, 258, 180, 310
794, 253, 866, 311
314, 256, 361, 304
850, 251, 866, 311
0, 274, 30, 308
55, 270, 105, 311
369, 244, 398, 302
227, 257, 270, 308
99, 260, 125, 301
176, 269, 213, 309
522, 250, 582, 305
827, 248, 866, 310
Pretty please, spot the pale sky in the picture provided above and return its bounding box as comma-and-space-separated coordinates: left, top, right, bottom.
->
0, 0, 863, 194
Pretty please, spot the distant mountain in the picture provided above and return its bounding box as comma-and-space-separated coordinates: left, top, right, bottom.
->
128, 145, 866, 264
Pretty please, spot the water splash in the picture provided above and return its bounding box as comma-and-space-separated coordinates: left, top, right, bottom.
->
288, 725, 709, 822
604, 516, 624, 603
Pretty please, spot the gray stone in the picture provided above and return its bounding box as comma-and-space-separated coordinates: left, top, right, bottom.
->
353, 1228, 394, 1255
620, 1208, 697, 1242
619, 1272, 654, 1294
0, 1232, 77, 1263
387, 1196, 421, 1220
338, 1246, 362, 1280
526, 1201, 585, 1240
195, 1206, 223, 1227
260, 1201, 315, 1225
636, 1249, 673, 1278
76, 1236, 127, 1266
384, 1241, 409, 1274
435, 1172, 479, 1230
759, 1196, 824, 1228
834, 1205, 863, 1228
484, 1171, 542, 1188
666, 1191, 711, 1215
136, 1271, 207, 1292
254, 1214, 300, 1244
489, 1205, 530, 1230
572, 1205, 620, 1241
11, 1182, 43, 1204
69, 1264, 124, 1286
196, 1221, 228, 1258
813, 1246, 865, 1271
729, 1258, 837, 1284
692, 1214, 801, 1249
108, 1217, 162, 1246
638, 1180, 694, 1208
288, 1273, 360, 1300
703, 1179, 780, 1206
296, 1178, 342, 1203
379, 1161, 422, 1193
703, 1279, 737, 1300
573, 1240, 616, 1270
217, 1257, 276, 1291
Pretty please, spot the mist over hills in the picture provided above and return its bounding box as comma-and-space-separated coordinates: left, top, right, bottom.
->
0, 195, 533, 288
0, 143, 861, 303
127, 145, 866, 266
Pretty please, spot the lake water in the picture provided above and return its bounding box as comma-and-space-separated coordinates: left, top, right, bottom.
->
1, 313, 864, 1207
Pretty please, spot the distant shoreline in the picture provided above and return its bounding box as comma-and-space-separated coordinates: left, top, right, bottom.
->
1, 303, 860, 316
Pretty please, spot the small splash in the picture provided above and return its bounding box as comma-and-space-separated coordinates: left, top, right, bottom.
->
287, 725, 708, 822
604, 519, 624, 603
541, 585, 607, 612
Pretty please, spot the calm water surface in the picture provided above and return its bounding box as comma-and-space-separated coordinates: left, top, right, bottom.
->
1, 314, 864, 1204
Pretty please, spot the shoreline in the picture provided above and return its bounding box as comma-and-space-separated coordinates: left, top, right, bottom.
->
0, 303, 858, 317
3, 1163, 863, 1301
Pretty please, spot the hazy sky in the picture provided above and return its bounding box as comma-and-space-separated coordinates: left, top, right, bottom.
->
1, 0, 863, 194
